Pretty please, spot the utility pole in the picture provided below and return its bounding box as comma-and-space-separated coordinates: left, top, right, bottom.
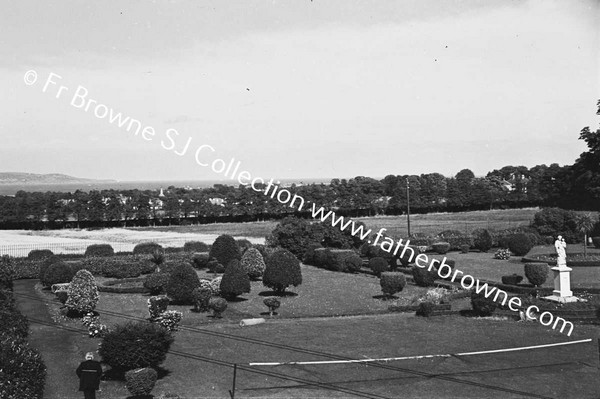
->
406, 178, 411, 237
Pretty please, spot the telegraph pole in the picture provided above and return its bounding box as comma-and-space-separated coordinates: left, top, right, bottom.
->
406, 178, 411, 237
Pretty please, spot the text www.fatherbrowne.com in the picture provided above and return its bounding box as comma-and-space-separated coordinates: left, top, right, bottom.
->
25, 70, 574, 337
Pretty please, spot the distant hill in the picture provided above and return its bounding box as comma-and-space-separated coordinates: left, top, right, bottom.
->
0, 172, 115, 185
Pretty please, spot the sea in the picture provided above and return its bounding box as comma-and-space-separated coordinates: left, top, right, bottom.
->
0, 177, 334, 196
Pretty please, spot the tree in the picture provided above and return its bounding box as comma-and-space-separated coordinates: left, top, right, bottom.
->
209, 234, 241, 266
240, 248, 266, 280
576, 212, 597, 257
263, 249, 302, 294
219, 259, 251, 299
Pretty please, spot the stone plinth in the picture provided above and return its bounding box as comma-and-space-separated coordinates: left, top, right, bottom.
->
543, 265, 579, 304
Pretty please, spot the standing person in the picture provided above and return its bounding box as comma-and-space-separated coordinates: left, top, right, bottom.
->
76, 352, 103, 399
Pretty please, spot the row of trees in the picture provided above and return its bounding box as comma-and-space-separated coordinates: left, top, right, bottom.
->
1, 100, 599, 229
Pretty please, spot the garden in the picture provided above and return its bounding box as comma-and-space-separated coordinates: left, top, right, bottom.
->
3, 207, 600, 398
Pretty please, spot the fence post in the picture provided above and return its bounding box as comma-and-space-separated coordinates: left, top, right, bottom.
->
229, 363, 237, 399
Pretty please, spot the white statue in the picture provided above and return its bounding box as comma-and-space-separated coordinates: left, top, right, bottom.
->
554, 235, 567, 267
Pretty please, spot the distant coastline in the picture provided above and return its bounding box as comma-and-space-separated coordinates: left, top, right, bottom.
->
0, 177, 334, 196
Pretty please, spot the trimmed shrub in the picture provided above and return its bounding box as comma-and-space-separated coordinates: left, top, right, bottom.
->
471, 292, 497, 316
220, 260, 251, 299
397, 247, 417, 267
102, 261, 142, 279
412, 267, 436, 287
263, 298, 281, 316
236, 239, 253, 254
369, 257, 390, 277
207, 260, 225, 274
125, 367, 158, 397
28, 249, 53, 260
65, 269, 99, 314
155, 310, 182, 332
85, 244, 114, 257
99, 321, 174, 371
209, 297, 228, 318
460, 244, 470, 254
344, 253, 363, 273
302, 243, 324, 265
209, 235, 241, 268
472, 229, 493, 253
312, 248, 360, 272
240, 248, 266, 280
165, 263, 201, 304
192, 287, 212, 312
41, 261, 74, 288
148, 296, 170, 321
524, 263, 549, 287
191, 252, 210, 269
133, 242, 163, 255
359, 243, 381, 259
380, 272, 406, 297
507, 233, 534, 256
494, 248, 511, 260
431, 242, 451, 255
263, 249, 303, 294
143, 272, 170, 295
501, 274, 523, 285
0, 332, 46, 399
183, 241, 210, 253
416, 301, 435, 317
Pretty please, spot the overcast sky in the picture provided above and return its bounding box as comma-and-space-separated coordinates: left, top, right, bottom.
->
1, 0, 599, 182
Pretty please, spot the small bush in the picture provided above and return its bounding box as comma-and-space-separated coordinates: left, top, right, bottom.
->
165, 263, 201, 305
460, 244, 470, 254
471, 292, 497, 316
312, 248, 360, 273
236, 239, 253, 254
155, 310, 182, 332
191, 252, 210, 269
431, 242, 451, 255
41, 261, 74, 288
209, 277, 222, 296
412, 267, 436, 287
85, 244, 114, 257
99, 321, 174, 371
302, 243, 324, 265
416, 301, 435, 317
209, 297, 228, 318
263, 249, 303, 294
524, 263, 549, 287
183, 241, 210, 253
28, 249, 53, 260
472, 229, 493, 253
220, 259, 251, 299
125, 367, 158, 397
209, 235, 241, 267
133, 242, 164, 255
494, 248, 511, 260
240, 248, 266, 280
380, 272, 406, 297
192, 287, 212, 312
501, 274, 523, 285
148, 296, 170, 321
143, 272, 170, 295
65, 269, 99, 314
344, 253, 363, 273
207, 260, 225, 274
263, 297, 281, 316
507, 233, 535, 256
369, 257, 390, 277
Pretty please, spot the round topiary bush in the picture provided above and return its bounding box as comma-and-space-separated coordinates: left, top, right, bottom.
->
84, 244, 114, 257
344, 253, 363, 273
183, 241, 210, 253
412, 267, 436, 287
191, 252, 210, 269
369, 257, 390, 277
165, 263, 201, 304
209, 297, 228, 318
209, 235, 241, 268
471, 292, 497, 316
507, 233, 534, 256
263, 297, 281, 316
431, 242, 451, 255
263, 249, 303, 294
220, 259, 251, 299
473, 229, 493, 253
28, 249, 53, 260
65, 269, 99, 315
99, 321, 174, 371
380, 272, 406, 297
143, 272, 171, 295
240, 248, 266, 280
524, 263, 549, 287
133, 242, 164, 255
41, 261, 74, 288
501, 274, 523, 285
460, 244, 470, 254
416, 301, 435, 317
125, 367, 158, 397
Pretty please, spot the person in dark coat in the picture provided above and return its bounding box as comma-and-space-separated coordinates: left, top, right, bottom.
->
76, 352, 103, 399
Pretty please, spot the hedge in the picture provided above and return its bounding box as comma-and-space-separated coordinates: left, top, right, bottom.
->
84, 244, 115, 257
183, 241, 210, 253
431, 242, 451, 255
311, 248, 360, 273
27, 249, 53, 260
133, 242, 164, 255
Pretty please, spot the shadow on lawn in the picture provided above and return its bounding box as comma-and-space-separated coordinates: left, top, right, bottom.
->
372, 294, 398, 300
102, 366, 170, 381
258, 290, 298, 297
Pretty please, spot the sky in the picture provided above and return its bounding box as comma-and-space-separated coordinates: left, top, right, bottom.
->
1, 0, 599, 182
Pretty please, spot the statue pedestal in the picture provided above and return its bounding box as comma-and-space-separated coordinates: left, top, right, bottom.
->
543, 265, 578, 304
